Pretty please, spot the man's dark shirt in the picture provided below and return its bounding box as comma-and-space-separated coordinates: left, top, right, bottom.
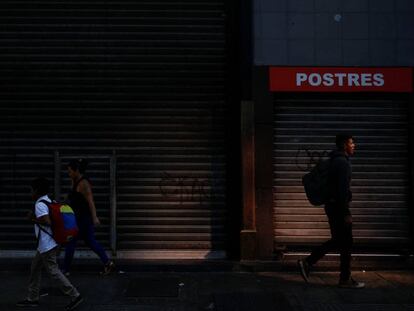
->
327, 150, 352, 217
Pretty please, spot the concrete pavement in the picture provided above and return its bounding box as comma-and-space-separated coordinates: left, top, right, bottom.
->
2, 261, 414, 311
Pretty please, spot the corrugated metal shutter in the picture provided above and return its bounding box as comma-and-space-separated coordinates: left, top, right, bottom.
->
0, 1, 228, 256
273, 95, 411, 253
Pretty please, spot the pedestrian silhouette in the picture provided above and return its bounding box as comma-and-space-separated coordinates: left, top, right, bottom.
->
17, 177, 83, 310
298, 134, 365, 289
62, 159, 115, 275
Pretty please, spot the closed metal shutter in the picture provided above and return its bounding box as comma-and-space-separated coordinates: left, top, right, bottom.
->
0, 1, 228, 257
273, 94, 411, 253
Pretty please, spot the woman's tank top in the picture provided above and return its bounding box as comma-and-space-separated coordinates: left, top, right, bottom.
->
69, 177, 92, 220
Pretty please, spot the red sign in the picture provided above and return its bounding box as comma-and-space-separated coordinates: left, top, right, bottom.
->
269, 67, 413, 92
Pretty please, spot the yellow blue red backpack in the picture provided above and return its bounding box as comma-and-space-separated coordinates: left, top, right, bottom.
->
37, 200, 79, 244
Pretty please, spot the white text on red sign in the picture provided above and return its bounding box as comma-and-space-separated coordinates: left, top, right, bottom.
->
296, 72, 385, 87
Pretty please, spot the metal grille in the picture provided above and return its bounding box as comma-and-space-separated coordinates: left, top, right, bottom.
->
0, 0, 228, 256
273, 95, 411, 252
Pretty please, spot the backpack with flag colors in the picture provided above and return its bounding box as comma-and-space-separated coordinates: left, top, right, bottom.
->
38, 200, 79, 244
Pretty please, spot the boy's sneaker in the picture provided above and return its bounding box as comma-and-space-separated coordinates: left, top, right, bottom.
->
101, 261, 115, 275
16, 299, 39, 307
65, 295, 83, 311
338, 278, 365, 289
298, 259, 310, 283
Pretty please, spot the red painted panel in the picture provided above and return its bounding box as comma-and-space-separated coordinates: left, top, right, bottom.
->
269, 67, 413, 92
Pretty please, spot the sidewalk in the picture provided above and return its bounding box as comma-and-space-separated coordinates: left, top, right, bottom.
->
2, 261, 414, 311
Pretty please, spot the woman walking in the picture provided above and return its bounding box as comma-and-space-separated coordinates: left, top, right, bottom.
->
62, 159, 115, 275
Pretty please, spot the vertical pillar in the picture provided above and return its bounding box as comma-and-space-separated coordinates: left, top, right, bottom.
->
254, 66, 275, 259
240, 100, 257, 260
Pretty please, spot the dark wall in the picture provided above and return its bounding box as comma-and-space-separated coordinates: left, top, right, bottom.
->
253, 0, 414, 66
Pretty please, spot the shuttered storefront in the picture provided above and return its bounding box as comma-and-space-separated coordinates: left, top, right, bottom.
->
273, 95, 411, 253
0, 1, 229, 257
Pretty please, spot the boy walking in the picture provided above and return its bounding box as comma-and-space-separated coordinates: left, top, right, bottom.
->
16, 177, 83, 310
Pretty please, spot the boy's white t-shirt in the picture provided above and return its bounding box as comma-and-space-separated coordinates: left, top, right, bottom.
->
34, 195, 58, 253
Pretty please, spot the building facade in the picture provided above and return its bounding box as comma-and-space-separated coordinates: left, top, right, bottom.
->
250, 0, 414, 259
0, 0, 413, 261
0, 0, 242, 259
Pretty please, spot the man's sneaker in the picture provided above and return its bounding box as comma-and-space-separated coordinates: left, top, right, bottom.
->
298, 259, 310, 283
65, 295, 83, 311
101, 261, 115, 275
16, 299, 39, 307
338, 278, 365, 289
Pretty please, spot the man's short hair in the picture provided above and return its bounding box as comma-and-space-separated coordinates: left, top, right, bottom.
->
31, 177, 50, 196
336, 134, 353, 150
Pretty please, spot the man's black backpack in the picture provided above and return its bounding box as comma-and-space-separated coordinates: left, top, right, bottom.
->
302, 159, 331, 206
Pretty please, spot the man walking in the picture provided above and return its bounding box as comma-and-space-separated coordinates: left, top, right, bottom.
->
16, 177, 84, 310
298, 134, 365, 288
